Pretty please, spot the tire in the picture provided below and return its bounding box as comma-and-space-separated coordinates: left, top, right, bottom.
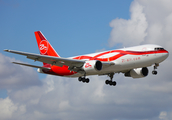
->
105, 80, 109, 84
85, 78, 90, 83
78, 77, 82, 82
109, 81, 113, 86
152, 71, 157, 75
112, 81, 117, 86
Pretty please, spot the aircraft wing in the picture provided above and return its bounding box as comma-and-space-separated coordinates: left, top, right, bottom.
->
4, 49, 115, 70
4, 49, 85, 67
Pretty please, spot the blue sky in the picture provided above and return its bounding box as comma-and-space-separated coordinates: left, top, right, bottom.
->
1, 0, 132, 57
1, 0, 172, 120
0, 0, 133, 81
0, 0, 133, 99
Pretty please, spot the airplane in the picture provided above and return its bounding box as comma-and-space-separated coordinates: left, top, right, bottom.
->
4, 31, 169, 86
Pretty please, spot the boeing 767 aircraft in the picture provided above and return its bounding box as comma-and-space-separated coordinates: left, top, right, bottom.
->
4, 31, 169, 86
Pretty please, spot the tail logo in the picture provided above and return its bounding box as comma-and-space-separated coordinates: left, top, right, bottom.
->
39, 40, 48, 54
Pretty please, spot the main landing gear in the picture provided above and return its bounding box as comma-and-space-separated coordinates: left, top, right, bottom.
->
152, 63, 159, 75
78, 73, 117, 86
78, 77, 90, 83
105, 73, 116, 86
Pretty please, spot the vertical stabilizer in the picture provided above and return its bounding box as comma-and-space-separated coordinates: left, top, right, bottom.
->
34, 31, 60, 66
34, 31, 60, 57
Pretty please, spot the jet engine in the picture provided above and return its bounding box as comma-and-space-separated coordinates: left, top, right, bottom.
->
125, 67, 149, 78
82, 60, 102, 73
37, 68, 45, 73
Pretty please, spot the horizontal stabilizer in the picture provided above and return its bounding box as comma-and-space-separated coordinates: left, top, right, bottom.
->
12, 62, 51, 70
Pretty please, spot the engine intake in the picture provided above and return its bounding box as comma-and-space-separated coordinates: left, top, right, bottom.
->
83, 60, 102, 73
125, 67, 149, 78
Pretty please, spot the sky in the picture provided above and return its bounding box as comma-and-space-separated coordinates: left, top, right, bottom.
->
0, 0, 172, 120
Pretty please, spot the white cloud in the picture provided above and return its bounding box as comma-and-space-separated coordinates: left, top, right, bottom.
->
0, 53, 42, 90
159, 111, 172, 120
109, 1, 148, 47
3, 72, 172, 120
139, 0, 172, 52
0, 97, 17, 119
109, 0, 172, 55
107, 0, 172, 119
159, 111, 167, 120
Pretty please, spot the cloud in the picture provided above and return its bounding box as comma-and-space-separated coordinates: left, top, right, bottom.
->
1, 0, 172, 120
0, 53, 42, 90
139, 0, 172, 51
108, 0, 172, 119
0, 97, 17, 119
109, 1, 148, 47
109, 0, 172, 54
3, 74, 172, 120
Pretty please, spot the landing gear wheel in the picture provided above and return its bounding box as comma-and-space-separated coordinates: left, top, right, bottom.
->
109, 81, 113, 86
112, 81, 117, 86
105, 80, 109, 84
85, 78, 90, 83
82, 78, 86, 83
78, 77, 82, 82
105, 80, 116, 86
152, 71, 157, 75
78, 77, 89, 83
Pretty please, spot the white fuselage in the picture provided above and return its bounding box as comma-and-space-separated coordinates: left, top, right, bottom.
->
68, 44, 169, 77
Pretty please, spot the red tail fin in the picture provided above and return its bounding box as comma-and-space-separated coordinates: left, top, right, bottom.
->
34, 31, 60, 57
34, 31, 60, 66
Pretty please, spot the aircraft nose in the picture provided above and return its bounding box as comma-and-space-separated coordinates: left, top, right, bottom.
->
163, 50, 169, 59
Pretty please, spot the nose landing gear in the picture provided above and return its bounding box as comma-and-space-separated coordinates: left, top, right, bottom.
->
152, 70, 157, 75
152, 63, 159, 75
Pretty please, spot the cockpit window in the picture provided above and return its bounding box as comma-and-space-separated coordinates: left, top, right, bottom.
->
155, 47, 164, 50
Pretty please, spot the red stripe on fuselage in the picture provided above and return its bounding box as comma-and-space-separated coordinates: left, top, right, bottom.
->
73, 49, 168, 61
47, 49, 168, 76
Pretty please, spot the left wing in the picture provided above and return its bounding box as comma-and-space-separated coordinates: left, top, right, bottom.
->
4, 49, 115, 71
4, 49, 85, 67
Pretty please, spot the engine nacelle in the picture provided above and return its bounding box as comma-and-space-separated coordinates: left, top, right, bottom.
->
37, 68, 51, 74
37, 68, 45, 73
125, 67, 149, 78
82, 60, 102, 73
